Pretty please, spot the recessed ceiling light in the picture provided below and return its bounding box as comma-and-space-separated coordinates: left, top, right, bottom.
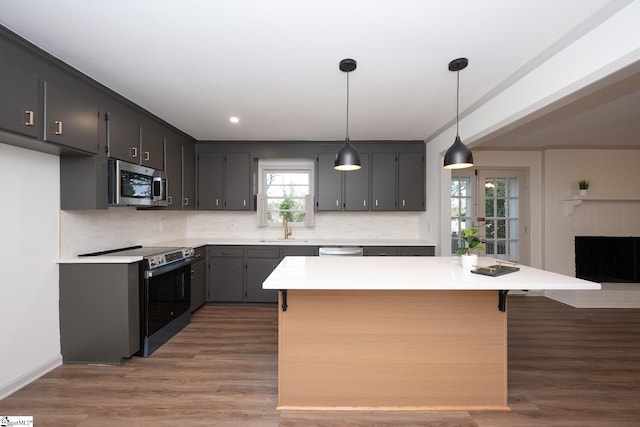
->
229, 116, 240, 124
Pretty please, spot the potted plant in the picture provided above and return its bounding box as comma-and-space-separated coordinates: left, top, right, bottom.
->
456, 228, 485, 269
578, 179, 589, 196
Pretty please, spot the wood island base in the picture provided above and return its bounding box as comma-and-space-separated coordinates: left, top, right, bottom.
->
277, 290, 508, 410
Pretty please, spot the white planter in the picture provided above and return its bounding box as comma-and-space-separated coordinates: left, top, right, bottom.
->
579, 189, 588, 197
460, 254, 478, 270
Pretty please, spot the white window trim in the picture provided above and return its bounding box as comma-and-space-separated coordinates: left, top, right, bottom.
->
257, 158, 315, 227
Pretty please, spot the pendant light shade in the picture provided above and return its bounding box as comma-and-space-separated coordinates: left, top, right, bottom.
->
335, 58, 361, 171
443, 57, 474, 170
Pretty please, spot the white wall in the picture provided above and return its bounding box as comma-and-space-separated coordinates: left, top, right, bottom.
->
544, 149, 640, 276
0, 144, 62, 399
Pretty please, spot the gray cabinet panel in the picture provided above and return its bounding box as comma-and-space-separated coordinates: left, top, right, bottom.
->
44, 81, 99, 154
317, 153, 342, 210
363, 246, 399, 256
209, 256, 244, 302
165, 138, 182, 210
0, 59, 39, 138
398, 152, 425, 211
371, 152, 397, 210
224, 152, 252, 210
344, 153, 370, 211
140, 125, 164, 170
59, 263, 139, 364
182, 142, 196, 210
106, 110, 140, 163
198, 151, 224, 210
190, 246, 207, 311
245, 257, 279, 303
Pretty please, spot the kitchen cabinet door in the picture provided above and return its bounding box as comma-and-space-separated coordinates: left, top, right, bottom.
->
208, 256, 244, 302
344, 153, 370, 211
316, 152, 343, 211
245, 256, 279, 303
198, 151, 224, 210
0, 59, 39, 138
190, 246, 207, 311
140, 125, 165, 170
106, 110, 140, 163
44, 81, 99, 154
398, 152, 425, 211
371, 152, 397, 211
224, 152, 251, 210
165, 138, 182, 210
182, 141, 196, 210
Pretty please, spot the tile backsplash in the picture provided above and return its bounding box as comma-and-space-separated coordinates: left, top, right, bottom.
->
60, 208, 421, 257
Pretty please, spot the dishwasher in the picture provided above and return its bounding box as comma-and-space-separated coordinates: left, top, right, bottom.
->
318, 246, 364, 256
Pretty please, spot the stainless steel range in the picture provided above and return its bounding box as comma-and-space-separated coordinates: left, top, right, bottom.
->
81, 245, 195, 357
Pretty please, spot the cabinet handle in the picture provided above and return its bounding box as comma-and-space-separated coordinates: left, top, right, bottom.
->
184, 197, 189, 206
363, 200, 366, 207
54, 120, 63, 135
215, 198, 219, 206
375, 200, 379, 207
25, 110, 34, 126
243, 200, 246, 207
130, 147, 138, 158
168, 196, 173, 206
402, 199, 406, 207
336, 200, 339, 207
144, 151, 150, 161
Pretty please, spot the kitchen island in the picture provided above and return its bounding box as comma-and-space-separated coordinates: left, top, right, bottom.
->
263, 256, 600, 410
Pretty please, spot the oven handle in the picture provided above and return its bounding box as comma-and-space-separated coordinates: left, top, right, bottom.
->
144, 257, 193, 278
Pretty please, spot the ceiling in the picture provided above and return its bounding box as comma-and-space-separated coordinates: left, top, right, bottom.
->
1, 0, 638, 149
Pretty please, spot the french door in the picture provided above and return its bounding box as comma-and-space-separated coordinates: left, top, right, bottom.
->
451, 169, 529, 264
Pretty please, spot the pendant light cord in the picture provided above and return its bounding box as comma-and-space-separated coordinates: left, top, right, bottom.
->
346, 70, 350, 140
455, 69, 460, 137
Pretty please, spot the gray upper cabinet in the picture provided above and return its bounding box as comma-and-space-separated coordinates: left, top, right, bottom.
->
44, 81, 99, 154
344, 153, 370, 211
0, 59, 39, 139
224, 152, 252, 210
398, 152, 425, 211
182, 142, 196, 210
198, 151, 224, 210
371, 152, 397, 211
106, 110, 140, 163
140, 125, 165, 171
316, 153, 343, 210
165, 138, 182, 210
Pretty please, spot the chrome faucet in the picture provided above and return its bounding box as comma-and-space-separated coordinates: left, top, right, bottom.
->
283, 216, 293, 240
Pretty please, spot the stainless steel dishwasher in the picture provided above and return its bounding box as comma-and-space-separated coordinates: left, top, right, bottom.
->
318, 246, 364, 256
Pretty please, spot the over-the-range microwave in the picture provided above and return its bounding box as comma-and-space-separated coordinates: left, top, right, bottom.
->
108, 158, 168, 207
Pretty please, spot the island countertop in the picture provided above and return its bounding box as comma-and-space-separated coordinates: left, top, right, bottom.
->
263, 256, 601, 291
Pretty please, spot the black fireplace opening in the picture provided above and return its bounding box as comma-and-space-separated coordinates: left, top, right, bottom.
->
575, 236, 640, 283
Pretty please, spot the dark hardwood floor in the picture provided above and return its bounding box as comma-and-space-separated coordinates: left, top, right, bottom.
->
1, 296, 639, 426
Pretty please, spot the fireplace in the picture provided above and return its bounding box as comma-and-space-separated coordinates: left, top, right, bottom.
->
575, 236, 640, 283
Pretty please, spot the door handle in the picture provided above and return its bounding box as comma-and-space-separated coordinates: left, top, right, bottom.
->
130, 147, 138, 158
184, 197, 189, 206
54, 120, 63, 135
144, 151, 150, 161
25, 110, 34, 126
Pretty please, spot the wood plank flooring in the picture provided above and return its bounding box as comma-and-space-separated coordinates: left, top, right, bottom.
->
1, 296, 639, 426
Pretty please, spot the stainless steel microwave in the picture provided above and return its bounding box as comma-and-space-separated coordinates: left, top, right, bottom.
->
108, 158, 168, 207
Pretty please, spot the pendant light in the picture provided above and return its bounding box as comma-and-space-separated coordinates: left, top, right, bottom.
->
443, 57, 474, 170
334, 58, 362, 171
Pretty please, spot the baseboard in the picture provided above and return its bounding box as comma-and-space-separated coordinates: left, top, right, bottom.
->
0, 354, 62, 400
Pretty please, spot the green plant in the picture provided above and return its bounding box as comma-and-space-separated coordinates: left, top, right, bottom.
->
578, 179, 590, 190
455, 228, 485, 256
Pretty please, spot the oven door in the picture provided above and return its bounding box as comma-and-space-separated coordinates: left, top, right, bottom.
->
140, 258, 192, 356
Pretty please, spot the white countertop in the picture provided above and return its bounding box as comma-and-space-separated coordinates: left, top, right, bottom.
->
57, 239, 435, 264
262, 256, 601, 291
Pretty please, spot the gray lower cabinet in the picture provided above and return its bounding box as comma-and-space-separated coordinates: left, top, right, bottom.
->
59, 263, 140, 365
190, 246, 207, 311
363, 246, 435, 256
208, 247, 244, 302
245, 248, 280, 303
